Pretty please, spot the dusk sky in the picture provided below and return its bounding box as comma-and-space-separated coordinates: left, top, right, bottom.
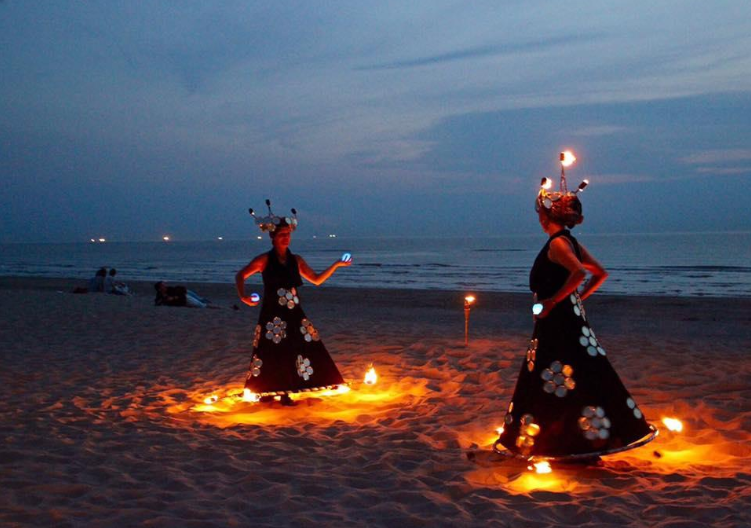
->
2, 1, 750, 242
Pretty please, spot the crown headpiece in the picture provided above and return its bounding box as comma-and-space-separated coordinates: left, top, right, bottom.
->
249, 199, 298, 232
536, 150, 589, 212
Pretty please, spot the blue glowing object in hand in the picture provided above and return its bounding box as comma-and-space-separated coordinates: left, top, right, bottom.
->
341, 252, 352, 262
532, 303, 543, 315
250, 293, 260, 303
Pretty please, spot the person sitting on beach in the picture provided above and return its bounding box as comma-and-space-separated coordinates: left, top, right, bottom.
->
88, 267, 107, 293
105, 268, 133, 296
494, 155, 655, 461
154, 281, 215, 308
236, 200, 352, 406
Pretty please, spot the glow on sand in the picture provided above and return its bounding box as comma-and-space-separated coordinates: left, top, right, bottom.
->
164, 372, 429, 429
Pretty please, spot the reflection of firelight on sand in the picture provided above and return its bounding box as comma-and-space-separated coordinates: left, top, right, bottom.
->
163, 371, 429, 429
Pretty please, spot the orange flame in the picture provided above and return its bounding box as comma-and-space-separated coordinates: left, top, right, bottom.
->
203, 395, 219, 404
560, 150, 576, 167
496, 426, 504, 436
661, 417, 684, 432
528, 461, 552, 474
464, 295, 475, 305
242, 389, 260, 403
364, 366, 378, 385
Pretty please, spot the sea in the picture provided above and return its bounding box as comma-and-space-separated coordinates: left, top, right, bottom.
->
1, 232, 750, 297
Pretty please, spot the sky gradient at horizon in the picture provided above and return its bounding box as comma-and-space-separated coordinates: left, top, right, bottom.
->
2, 1, 750, 242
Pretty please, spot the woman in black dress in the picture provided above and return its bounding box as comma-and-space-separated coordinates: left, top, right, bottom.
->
235, 202, 351, 405
495, 166, 655, 459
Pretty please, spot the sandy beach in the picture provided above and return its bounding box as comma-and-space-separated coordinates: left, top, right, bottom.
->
1, 276, 750, 527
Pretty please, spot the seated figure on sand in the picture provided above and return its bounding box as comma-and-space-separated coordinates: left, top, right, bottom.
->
154, 281, 214, 308
495, 155, 656, 460
236, 200, 352, 406
105, 268, 132, 296
88, 267, 107, 292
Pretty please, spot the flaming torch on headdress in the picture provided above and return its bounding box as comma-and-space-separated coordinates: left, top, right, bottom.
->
535, 150, 588, 229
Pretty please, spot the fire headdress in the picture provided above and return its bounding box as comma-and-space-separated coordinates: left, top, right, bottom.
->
249, 199, 298, 233
535, 151, 589, 228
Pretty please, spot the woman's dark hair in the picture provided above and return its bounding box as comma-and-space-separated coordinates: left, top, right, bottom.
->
109, 268, 117, 276
542, 195, 584, 229
96, 267, 107, 277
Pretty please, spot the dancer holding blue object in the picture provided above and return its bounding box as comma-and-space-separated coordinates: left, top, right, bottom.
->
236, 201, 351, 405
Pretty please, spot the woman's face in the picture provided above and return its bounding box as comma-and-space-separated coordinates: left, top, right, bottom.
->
270, 226, 292, 251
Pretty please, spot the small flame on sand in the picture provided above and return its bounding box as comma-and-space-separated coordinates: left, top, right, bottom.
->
203, 395, 219, 404
464, 295, 475, 305
364, 367, 378, 385
528, 461, 552, 474
242, 389, 260, 403
496, 426, 505, 436
662, 417, 684, 432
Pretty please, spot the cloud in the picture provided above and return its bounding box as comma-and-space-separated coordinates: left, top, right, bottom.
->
682, 149, 751, 164
696, 166, 751, 175
582, 173, 656, 185
570, 125, 627, 137
355, 35, 602, 71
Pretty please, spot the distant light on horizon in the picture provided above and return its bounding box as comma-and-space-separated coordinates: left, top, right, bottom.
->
163, 236, 170, 242
97, 238, 106, 243
217, 236, 223, 240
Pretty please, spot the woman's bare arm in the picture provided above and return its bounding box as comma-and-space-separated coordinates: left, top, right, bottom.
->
577, 243, 608, 301
297, 255, 351, 286
235, 253, 268, 306
536, 237, 587, 318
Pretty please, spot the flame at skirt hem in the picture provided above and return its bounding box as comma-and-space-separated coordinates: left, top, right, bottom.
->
492, 424, 659, 461
239, 383, 350, 399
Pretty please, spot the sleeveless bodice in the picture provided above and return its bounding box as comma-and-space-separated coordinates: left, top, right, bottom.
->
529, 229, 582, 299
262, 249, 303, 298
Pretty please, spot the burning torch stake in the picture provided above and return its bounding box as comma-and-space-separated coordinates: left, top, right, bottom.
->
464, 295, 475, 347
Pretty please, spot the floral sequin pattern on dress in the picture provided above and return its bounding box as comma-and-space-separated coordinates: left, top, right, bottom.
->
526, 338, 538, 372
626, 397, 644, 420
277, 287, 300, 310
541, 360, 576, 397
252, 324, 262, 348
296, 355, 314, 380
570, 292, 586, 320
250, 355, 263, 377
300, 318, 321, 342
265, 317, 288, 344
515, 413, 541, 454
579, 406, 611, 440
578, 325, 606, 357
504, 401, 514, 425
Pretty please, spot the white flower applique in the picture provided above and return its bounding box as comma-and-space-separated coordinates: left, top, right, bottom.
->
296, 355, 314, 380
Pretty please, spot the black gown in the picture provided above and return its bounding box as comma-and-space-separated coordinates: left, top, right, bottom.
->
244, 249, 345, 396
496, 230, 653, 458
